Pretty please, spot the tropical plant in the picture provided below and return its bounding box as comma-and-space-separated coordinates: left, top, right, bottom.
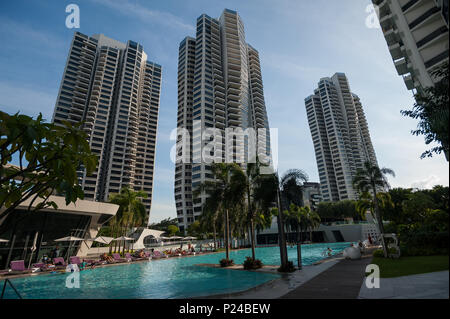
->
167, 224, 180, 237
244, 158, 278, 261
355, 191, 394, 220
401, 62, 449, 160
353, 161, 395, 257
195, 163, 246, 263
0, 111, 97, 220
243, 256, 263, 270
108, 187, 147, 252
304, 207, 321, 242
277, 169, 308, 269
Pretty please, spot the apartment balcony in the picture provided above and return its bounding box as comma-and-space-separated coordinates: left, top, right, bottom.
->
379, 11, 394, 30
384, 28, 400, 46
215, 101, 225, 110
394, 57, 412, 75
403, 73, 415, 90
388, 42, 405, 60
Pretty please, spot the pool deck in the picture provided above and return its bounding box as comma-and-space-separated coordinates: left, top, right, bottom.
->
358, 270, 449, 299
201, 247, 377, 299
280, 248, 375, 299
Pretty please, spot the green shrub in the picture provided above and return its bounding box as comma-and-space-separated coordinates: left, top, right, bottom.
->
373, 248, 399, 258
278, 261, 296, 273
243, 257, 263, 270
220, 258, 234, 267
399, 230, 449, 256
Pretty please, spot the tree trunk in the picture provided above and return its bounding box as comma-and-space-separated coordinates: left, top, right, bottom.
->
296, 226, 302, 269
225, 209, 230, 261
250, 218, 256, 261
213, 222, 217, 250
373, 185, 388, 258
276, 187, 288, 269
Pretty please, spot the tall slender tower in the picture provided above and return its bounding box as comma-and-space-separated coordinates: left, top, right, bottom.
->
52, 32, 162, 223
175, 9, 271, 233
305, 73, 378, 202
372, 0, 448, 94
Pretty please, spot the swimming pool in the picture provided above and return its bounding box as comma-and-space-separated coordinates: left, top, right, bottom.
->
1, 242, 350, 299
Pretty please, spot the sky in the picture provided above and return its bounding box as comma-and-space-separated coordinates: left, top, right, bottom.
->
0, 0, 448, 223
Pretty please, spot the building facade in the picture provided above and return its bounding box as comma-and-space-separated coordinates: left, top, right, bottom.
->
175, 9, 271, 233
52, 32, 162, 223
301, 182, 322, 210
373, 0, 449, 93
305, 73, 378, 202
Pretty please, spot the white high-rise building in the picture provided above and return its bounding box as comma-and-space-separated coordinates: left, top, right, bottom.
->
175, 9, 271, 233
52, 32, 162, 223
305, 73, 378, 202
373, 0, 448, 94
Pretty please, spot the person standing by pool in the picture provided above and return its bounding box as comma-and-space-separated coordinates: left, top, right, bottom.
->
51, 246, 60, 258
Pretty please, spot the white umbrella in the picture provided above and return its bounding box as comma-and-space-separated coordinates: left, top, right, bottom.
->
112, 236, 134, 241
88, 236, 114, 244
54, 236, 86, 263
169, 236, 183, 240
159, 236, 170, 240
0, 238, 9, 243
54, 236, 85, 242
184, 236, 197, 240
85, 236, 114, 255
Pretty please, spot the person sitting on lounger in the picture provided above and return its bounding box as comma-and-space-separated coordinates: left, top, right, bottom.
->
100, 253, 114, 263
327, 247, 333, 256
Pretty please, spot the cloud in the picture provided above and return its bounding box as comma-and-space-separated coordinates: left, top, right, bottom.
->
0, 82, 55, 120
91, 0, 194, 32
411, 175, 441, 190
149, 201, 176, 224
0, 17, 66, 58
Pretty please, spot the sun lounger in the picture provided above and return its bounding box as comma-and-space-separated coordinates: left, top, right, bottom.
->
125, 252, 148, 261
112, 253, 128, 263
69, 256, 82, 265
152, 250, 166, 259
9, 260, 33, 274
52, 257, 67, 269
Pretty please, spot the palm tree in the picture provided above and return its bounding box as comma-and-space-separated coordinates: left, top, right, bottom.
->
356, 191, 394, 220
109, 187, 147, 253
198, 193, 222, 250
283, 204, 303, 268
277, 169, 308, 269
353, 161, 395, 257
196, 163, 246, 262
304, 207, 321, 242
245, 159, 278, 261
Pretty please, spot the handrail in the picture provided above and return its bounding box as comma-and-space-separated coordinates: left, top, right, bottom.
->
0, 278, 22, 299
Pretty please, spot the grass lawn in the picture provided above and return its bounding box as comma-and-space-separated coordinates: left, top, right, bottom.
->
371, 255, 449, 278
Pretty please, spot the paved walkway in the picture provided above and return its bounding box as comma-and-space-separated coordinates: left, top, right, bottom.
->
358, 271, 449, 299
280, 251, 374, 299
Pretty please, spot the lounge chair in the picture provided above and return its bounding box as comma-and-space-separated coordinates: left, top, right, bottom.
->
125, 252, 147, 261
52, 257, 67, 269
112, 253, 127, 263
33, 262, 57, 272
69, 256, 82, 265
9, 260, 33, 274
152, 250, 166, 259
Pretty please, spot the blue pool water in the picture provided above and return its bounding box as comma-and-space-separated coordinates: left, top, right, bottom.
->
1, 242, 351, 299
